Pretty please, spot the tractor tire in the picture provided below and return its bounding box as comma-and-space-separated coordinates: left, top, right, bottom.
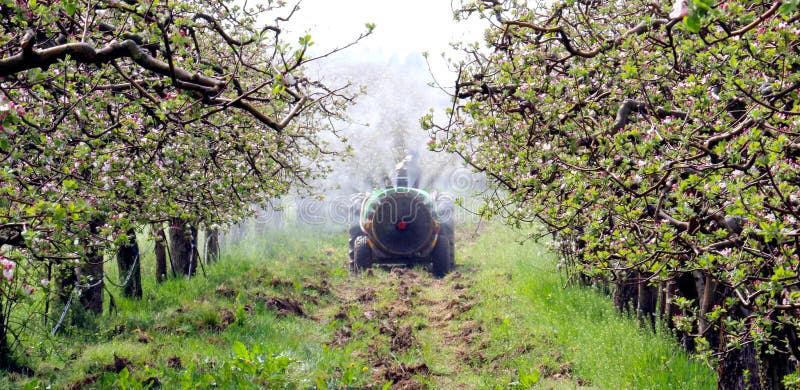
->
348, 236, 356, 262
449, 236, 456, 269
438, 224, 456, 270
348, 225, 362, 262
351, 236, 372, 273
431, 236, 452, 278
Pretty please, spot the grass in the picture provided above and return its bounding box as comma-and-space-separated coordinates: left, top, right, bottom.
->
3, 226, 360, 389
0, 222, 715, 389
458, 223, 715, 389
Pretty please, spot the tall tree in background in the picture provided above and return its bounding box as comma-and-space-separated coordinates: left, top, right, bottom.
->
430, 0, 800, 387
0, 0, 369, 368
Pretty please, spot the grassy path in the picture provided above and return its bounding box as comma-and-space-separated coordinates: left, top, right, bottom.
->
321, 224, 715, 388
3, 224, 715, 389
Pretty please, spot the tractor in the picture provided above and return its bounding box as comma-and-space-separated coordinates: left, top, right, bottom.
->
347, 159, 455, 277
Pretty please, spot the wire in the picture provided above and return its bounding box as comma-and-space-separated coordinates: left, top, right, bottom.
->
104, 253, 139, 288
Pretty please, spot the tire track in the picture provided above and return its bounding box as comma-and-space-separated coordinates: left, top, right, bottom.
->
325, 267, 481, 388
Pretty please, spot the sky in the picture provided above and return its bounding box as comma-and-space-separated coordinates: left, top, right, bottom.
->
284, 0, 485, 85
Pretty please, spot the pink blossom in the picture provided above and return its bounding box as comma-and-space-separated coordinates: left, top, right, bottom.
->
1, 258, 16, 281
21, 283, 34, 296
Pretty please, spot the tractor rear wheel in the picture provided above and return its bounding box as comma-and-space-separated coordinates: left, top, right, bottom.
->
351, 236, 372, 273
449, 237, 456, 269
431, 236, 452, 278
348, 225, 362, 262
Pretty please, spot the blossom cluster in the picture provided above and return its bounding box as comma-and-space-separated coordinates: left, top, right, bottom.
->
0, 257, 15, 281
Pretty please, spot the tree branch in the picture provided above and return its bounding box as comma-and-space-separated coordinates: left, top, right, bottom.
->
613, 99, 688, 130
505, 18, 670, 59
0, 31, 224, 96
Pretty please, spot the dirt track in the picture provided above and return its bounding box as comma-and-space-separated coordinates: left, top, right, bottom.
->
324, 266, 482, 389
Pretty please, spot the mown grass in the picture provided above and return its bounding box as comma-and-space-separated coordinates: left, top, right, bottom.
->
0, 222, 716, 389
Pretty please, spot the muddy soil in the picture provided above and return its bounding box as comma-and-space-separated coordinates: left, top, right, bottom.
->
264, 296, 305, 317
317, 253, 593, 389
322, 266, 483, 389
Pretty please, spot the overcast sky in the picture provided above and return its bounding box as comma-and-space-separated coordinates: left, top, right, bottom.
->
284, 0, 484, 84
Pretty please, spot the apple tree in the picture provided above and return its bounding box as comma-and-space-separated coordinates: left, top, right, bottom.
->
0, 0, 368, 369
429, 0, 800, 387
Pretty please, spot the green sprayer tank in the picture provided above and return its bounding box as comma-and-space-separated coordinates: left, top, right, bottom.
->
348, 186, 455, 277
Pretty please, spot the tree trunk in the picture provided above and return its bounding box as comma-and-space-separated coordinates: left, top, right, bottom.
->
80, 245, 104, 314
698, 274, 716, 336
154, 224, 168, 283
0, 300, 9, 369
759, 342, 794, 389
116, 228, 142, 298
206, 228, 220, 263
656, 280, 666, 318
613, 271, 637, 311
169, 218, 197, 277
52, 259, 78, 332
193, 241, 201, 274
636, 274, 656, 316
79, 253, 104, 313
55, 262, 76, 306
718, 343, 761, 390
664, 281, 676, 322
76, 219, 104, 313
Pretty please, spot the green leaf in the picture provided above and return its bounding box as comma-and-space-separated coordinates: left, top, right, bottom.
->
519, 368, 541, 386
232, 341, 249, 360
684, 13, 701, 33
118, 367, 130, 380
693, 0, 713, 11
52, 203, 66, 221
62, 179, 78, 191
22, 379, 42, 390
64, 0, 76, 16
779, 0, 798, 15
